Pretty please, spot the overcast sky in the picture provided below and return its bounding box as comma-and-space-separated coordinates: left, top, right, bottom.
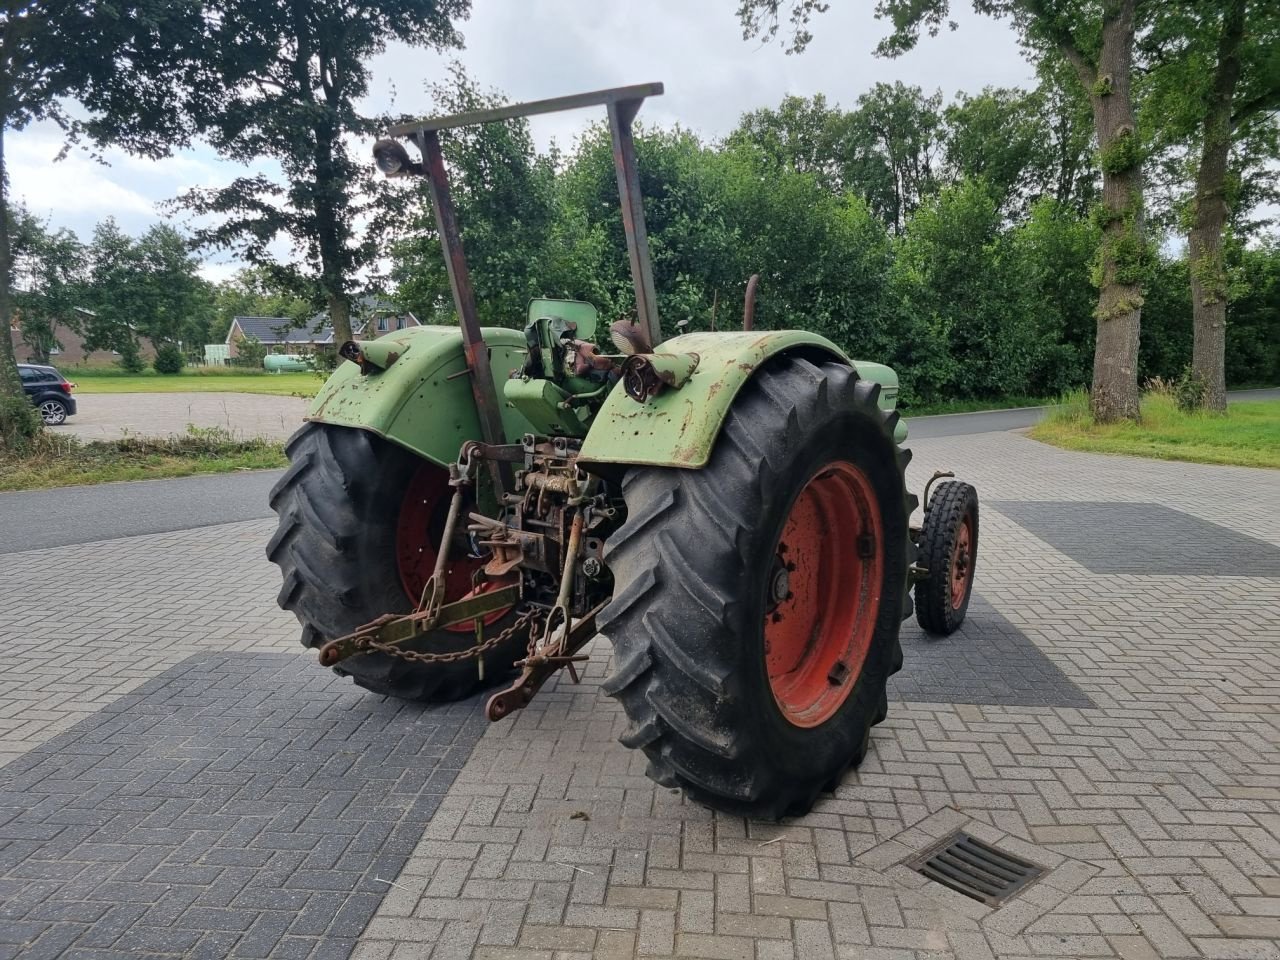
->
8, 0, 1035, 282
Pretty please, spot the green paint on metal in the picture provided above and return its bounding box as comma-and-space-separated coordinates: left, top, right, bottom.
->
622, 351, 700, 397
527, 298, 599, 341
503, 377, 589, 437
349, 339, 404, 371
848, 360, 908, 443
307, 325, 537, 466
578, 331, 906, 469
579, 331, 850, 469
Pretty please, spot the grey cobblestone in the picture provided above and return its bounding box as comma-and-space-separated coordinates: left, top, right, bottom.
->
354, 432, 1280, 960
991, 501, 1280, 577
4, 429, 1279, 959
0, 653, 487, 959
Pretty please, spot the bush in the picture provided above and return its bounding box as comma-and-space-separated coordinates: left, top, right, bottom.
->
233, 335, 267, 369
115, 339, 147, 373
1174, 365, 1209, 413
0, 393, 42, 453
153, 343, 185, 374
303, 349, 341, 377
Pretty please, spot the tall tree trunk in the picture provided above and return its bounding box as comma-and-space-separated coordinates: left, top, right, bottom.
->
1062, 0, 1144, 423
313, 120, 351, 344
1188, 0, 1245, 414
0, 125, 27, 391
328, 292, 351, 346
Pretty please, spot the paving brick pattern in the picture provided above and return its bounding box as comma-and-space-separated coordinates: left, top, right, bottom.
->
3, 430, 1279, 960
0, 653, 485, 960
354, 434, 1280, 960
992, 500, 1280, 577
893, 595, 1093, 709
0, 519, 298, 767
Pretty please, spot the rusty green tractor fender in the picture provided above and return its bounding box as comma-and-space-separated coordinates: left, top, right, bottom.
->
576, 330, 906, 471
304, 325, 538, 467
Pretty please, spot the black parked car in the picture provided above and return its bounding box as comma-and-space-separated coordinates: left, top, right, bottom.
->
18, 363, 77, 425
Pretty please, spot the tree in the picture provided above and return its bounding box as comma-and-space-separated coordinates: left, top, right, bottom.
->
740, 0, 1150, 422
730, 85, 944, 234
0, 0, 204, 447
179, 0, 470, 347
943, 87, 1050, 218
851, 82, 945, 234
1033, 55, 1100, 215
391, 66, 562, 327
730, 94, 852, 191
81, 220, 212, 357
1144, 0, 1280, 410
10, 205, 85, 364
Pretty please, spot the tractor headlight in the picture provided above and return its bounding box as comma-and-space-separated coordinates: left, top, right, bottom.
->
372, 138, 414, 177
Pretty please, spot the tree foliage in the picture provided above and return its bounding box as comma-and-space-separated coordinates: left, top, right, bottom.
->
1141, 0, 1280, 410
80, 220, 212, 357
10, 205, 84, 364
177, 0, 471, 345
738, 0, 1151, 422
0, 0, 204, 447
384, 77, 1275, 409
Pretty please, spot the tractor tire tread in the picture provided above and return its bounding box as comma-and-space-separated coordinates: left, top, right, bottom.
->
267, 421, 524, 702
913, 480, 979, 635
599, 357, 911, 819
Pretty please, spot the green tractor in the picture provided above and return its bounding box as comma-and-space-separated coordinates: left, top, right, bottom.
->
268, 84, 979, 819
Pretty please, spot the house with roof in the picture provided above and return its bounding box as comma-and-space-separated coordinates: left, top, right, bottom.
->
225, 299, 421, 358
11, 308, 157, 366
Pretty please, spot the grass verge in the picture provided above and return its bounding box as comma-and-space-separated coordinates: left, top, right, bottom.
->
67, 367, 320, 398
0, 426, 287, 491
1030, 389, 1280, 469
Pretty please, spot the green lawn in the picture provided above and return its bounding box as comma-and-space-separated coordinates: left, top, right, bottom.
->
1030, 391, 1280, 469
0, 428, 287, 491
67, 367, 320, 398
67, 366, 1051, 414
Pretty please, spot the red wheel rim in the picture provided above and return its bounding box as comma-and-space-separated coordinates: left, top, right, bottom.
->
950, 516, 974, 610
396, 463, 510, 633
764, 461, 883, 728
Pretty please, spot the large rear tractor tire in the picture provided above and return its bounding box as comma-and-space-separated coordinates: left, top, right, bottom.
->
267, 422, 523, 702
598, 357, 915, 819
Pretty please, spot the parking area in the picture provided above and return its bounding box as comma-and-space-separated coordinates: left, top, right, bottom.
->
1, 429, 1278, 960
61, 392, 308, 442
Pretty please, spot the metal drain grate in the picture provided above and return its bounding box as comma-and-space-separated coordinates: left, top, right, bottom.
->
914, 832, 1044, 905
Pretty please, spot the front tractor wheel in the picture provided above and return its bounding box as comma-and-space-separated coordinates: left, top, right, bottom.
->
914, 480, 979, 636
598, 357, 913, 819
267, 423, 522, 702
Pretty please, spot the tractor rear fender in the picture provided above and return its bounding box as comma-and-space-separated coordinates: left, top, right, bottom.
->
305, 325, 538, 467
577, 330, 905, 471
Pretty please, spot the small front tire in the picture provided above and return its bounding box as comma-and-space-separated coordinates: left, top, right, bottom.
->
914, 480, 979, 635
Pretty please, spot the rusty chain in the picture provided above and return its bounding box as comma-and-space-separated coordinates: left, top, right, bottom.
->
357, 607, 540, 666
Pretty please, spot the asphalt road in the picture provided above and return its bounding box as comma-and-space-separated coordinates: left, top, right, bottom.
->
4, 387, 1275, 554
1, 470, 282, 555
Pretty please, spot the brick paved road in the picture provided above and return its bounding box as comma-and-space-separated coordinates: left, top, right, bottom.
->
2, 430, 1278, 959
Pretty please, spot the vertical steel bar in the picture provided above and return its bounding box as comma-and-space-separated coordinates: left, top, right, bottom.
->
419, 130, 513, 494
607, 99, 663, 348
